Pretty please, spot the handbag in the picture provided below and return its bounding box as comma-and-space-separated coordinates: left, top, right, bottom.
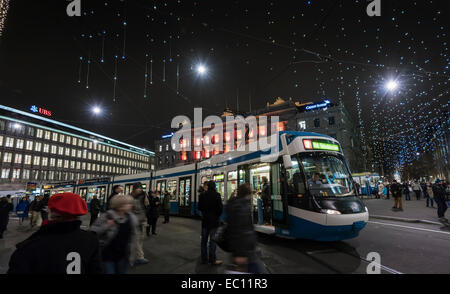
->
213, 223, 231, 252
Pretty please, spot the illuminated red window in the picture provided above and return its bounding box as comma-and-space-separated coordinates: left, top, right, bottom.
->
204, 150, 210, 158
237, 130, 243, 140
225, 145, 230, 153
278, 122, 285, 132
214, 149, 219, 155
195, 151, 201, 160
303, 139, 313, 150
225, 132, 231, 142
204, 136, 210, 145
195, 138, 201, 146
249, 129, 254, 138
181, 152, 187, 161
214, 134, 219, 143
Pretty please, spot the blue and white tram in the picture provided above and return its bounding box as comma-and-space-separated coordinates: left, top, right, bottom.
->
43, 131, 368, 241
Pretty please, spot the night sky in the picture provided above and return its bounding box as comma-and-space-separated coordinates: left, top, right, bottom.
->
0, 0, 448, 170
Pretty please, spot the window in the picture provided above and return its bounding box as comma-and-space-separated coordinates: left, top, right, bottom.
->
71, 149, 76, 157
14, 154, 22, 164
329, 116, 335, 126
70, 161, 75, 169
314, 118, 320, 128
89, 142, 93, 149
42, 157, 48, 166
36, 129, 43, 138
1, 169, 10, 179
58, 146, 64, 156
87, 163, 91, 171
24, 155, 32, 165
72, 137, 77, 146
0, 120, 4, 131
50, 158, 56, 167
0, 135, 3, 146
51, 145, 57, 154
298, 120, 306, 130
57, 159, 63, 168
65, 148, 70, 156
27, 127, 34, 137
64, 160, 69, 169
52, 132, 58, 141
23, 169, 30, 180
16, 139, 24, 149
12, 169, 21, 179
48, 171, 54, 180
34, 142, 42, 152
88, 152, 92, 160
33, 156, 40, 166
59, 134, 65, 143
76, 162, 81, 170
66, 136, 71, 144
43, 144, 49, 153
77, 150, 82, 158
5, 137, 14, 148
44, 131, 51, 140
81, 162, 86, 170
3, 152, 12, 163
78, 140, 83, 147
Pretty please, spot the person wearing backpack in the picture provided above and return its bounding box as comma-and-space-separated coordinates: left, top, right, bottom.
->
90, 194, 138, 274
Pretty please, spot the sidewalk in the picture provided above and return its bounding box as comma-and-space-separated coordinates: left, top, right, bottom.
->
363, 197, 446, 225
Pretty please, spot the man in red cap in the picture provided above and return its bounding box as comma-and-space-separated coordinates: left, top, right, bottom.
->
8, 193, 103, 274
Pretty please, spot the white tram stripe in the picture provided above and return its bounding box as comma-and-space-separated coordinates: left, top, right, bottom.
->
368, 221, 450, 235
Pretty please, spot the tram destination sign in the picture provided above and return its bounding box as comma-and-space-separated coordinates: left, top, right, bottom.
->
303, 139, 340, 152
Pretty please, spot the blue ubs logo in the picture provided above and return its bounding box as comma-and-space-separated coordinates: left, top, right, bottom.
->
30, 105, 39, 113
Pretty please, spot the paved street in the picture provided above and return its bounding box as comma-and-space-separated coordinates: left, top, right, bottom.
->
1, 198, 449, 274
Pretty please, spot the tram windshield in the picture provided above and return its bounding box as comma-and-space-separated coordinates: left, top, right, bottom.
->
299, 153, 355, 197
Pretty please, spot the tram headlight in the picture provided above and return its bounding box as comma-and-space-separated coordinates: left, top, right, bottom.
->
365, 206, 368, 213
321, 209, 341, 215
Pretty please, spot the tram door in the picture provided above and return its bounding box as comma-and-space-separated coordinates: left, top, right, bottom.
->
178, 177, 192, 216
271, 162, 289, 228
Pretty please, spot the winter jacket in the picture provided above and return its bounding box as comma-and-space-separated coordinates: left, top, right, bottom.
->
146, 195, 160, 219
198, 190, 223, 230
29, 200, 43, 212
90, 198, 101, 215
163, 193, 171, 210
8, 220, 102, 274
432, 184, 447, 201
15, 200, 29, 218
132, 192, 148, 223
412, 182, 421, 191
225, 194, 257, 258
261, 183, 271, 203
90, 210, 138, 266
390, 183, 402, 198
0, 199, 13, 230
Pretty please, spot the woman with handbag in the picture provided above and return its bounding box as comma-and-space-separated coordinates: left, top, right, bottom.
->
224, 183, 265, 274
15, 197, 29, 225
90, 194, 138, 274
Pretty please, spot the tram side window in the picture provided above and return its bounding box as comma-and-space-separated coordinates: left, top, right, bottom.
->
285, 157, 306, 195
167, 180, 177, 201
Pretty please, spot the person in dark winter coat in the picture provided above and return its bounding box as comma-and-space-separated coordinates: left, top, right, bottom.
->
225, 183, 265, 273
89, 195, 102, 227
40, 194, 50, 222
261, 177, 272, 225
29, 196, 43, 228
146, 191, 160, 236
403, 182, 411, 201
0, 197, 14, 239
391, 180, 403, 211
90, 194, 138, 274
107, 185, 124, 210
8, 193, 102, 274
432, 179, 448, 224
198, 181, 223, 265
162, 191, 171, 224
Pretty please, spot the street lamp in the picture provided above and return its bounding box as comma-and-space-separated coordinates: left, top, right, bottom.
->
385, 80, 399, 92
196, 64, 208, 76
92, 106, 102, 115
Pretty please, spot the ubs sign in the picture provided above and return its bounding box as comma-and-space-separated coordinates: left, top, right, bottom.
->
30, 105, 52, 117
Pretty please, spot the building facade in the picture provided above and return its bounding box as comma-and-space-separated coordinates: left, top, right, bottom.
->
154, 97, 365, 173
0, 105, 155, 191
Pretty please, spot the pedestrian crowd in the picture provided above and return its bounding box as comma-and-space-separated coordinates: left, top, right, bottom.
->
3, 179, 265, 274
376, 178, 449, 224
